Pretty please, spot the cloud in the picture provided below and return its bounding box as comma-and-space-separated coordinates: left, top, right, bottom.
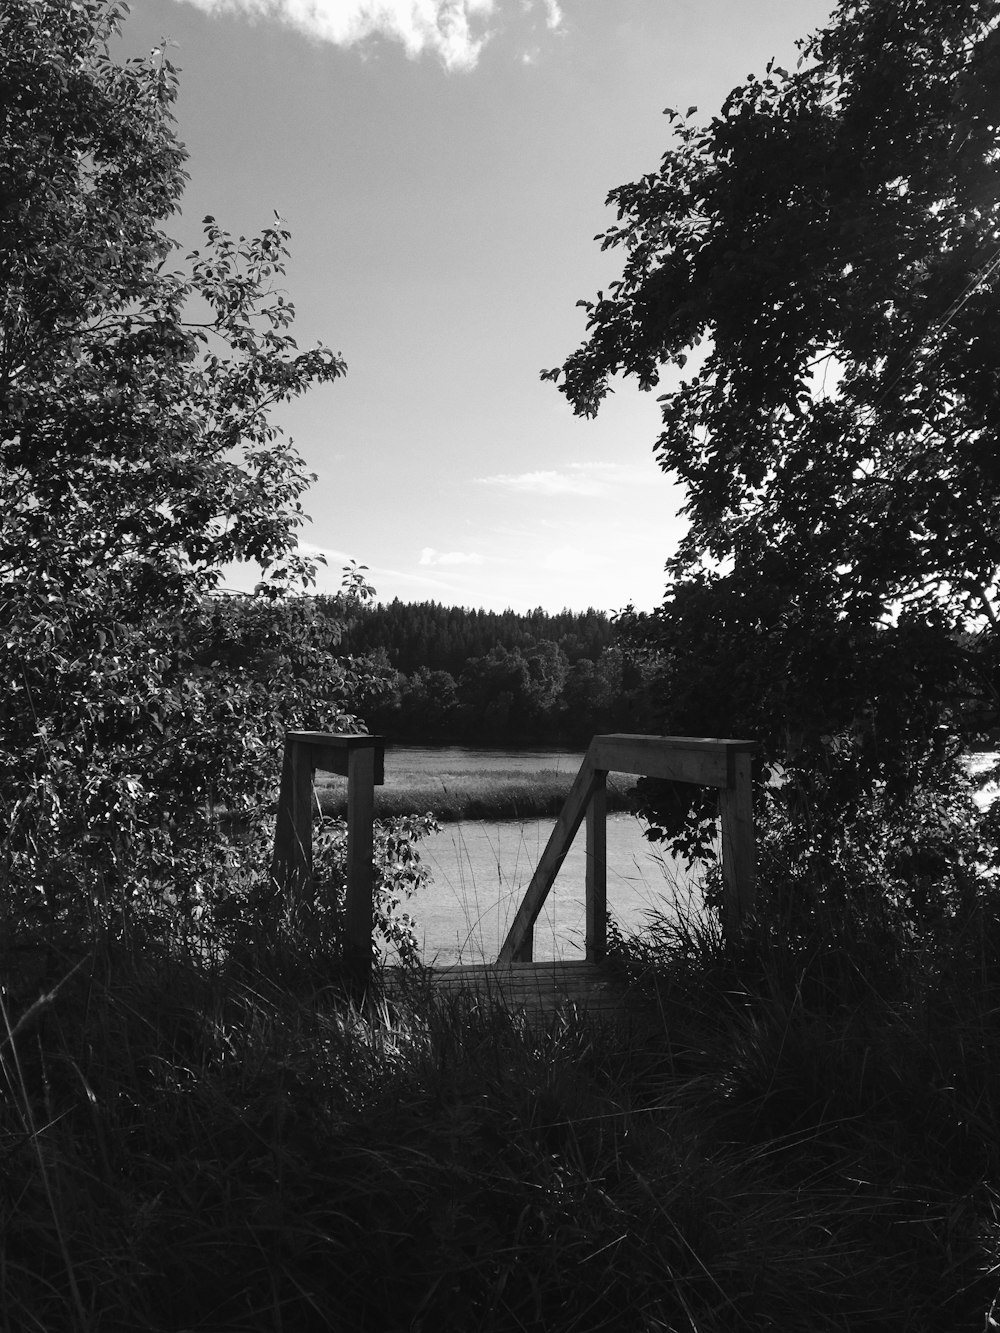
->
478, 461, 648, 497
565, 461, 651, 483
420, 546, 485, 565
175, 0, 559, 70
478, 469, 603, 497
519, 0, 561, 25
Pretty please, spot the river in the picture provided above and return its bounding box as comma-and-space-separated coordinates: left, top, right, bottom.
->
383, 745, 708, 965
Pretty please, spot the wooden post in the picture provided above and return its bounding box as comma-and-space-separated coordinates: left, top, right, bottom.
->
720, 747, 756, 936
271, 735, 314, 902
344, 742, 376, 993
270, 733, 384, 989
585, 770, 607, 963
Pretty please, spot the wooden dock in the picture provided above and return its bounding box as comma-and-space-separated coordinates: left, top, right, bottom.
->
387, 959, 637, 1022
272, 731, 756, 1012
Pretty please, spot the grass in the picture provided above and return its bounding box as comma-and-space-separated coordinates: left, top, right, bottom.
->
316, 764, 634, 822
4, 876, 1000, 1331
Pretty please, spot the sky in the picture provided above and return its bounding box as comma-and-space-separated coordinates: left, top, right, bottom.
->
115, 0, 834, 614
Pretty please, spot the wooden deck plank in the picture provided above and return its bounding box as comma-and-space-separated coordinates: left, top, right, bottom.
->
385, 960, 635, 1021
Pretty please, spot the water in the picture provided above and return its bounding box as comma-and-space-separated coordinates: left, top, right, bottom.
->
409, 814, 702, 965
381, 744, 707, 965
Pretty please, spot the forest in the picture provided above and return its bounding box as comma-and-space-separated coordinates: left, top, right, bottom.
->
330, 597, 658, 742
335, 598, 615, 674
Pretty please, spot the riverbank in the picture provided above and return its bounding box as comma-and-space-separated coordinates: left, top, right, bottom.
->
317, 761, 634, 822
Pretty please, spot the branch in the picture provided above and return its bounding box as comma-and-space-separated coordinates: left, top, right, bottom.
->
969, 579, 999, 629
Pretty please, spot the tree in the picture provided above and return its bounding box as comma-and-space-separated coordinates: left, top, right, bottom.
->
523, 640, 570, 722
0, 0, 367, 936
380, 667, 460, 740
545, 0, 1000, 884
459, 646, 535, 737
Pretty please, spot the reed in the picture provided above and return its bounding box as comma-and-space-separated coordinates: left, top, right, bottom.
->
317, 766, 633, 822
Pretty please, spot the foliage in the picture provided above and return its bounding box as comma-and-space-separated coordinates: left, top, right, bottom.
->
379, 664, 462, 739
364, 641, 655, 743
683, 775, 1000, 953
545, 0, 1000, 862
309, 812, 435, 966
0, 0, 422, 948
455, 643, 560, 737
213, 808, 436, 972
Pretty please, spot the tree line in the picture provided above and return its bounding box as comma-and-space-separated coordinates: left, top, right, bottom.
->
334, 598, 616, 676
328, 598, 657, 744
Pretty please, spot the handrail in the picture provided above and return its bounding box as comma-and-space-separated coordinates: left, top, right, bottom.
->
271, 731, 385, 989
497, 733, 755, 965
269, 730, 754, 986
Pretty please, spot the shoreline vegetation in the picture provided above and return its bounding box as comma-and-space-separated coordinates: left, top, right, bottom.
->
7, 899, 1000, 1332
316, 763, 635, 822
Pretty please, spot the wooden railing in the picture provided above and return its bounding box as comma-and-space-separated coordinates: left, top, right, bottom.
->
496, 734, 756, 965
270, 731, 755, 988
270, 731, 384, 987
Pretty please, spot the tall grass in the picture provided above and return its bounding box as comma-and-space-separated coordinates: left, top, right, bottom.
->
317, 766, 633, 822
6, 777, 1000, 1331
4, 875, 1000, 1331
